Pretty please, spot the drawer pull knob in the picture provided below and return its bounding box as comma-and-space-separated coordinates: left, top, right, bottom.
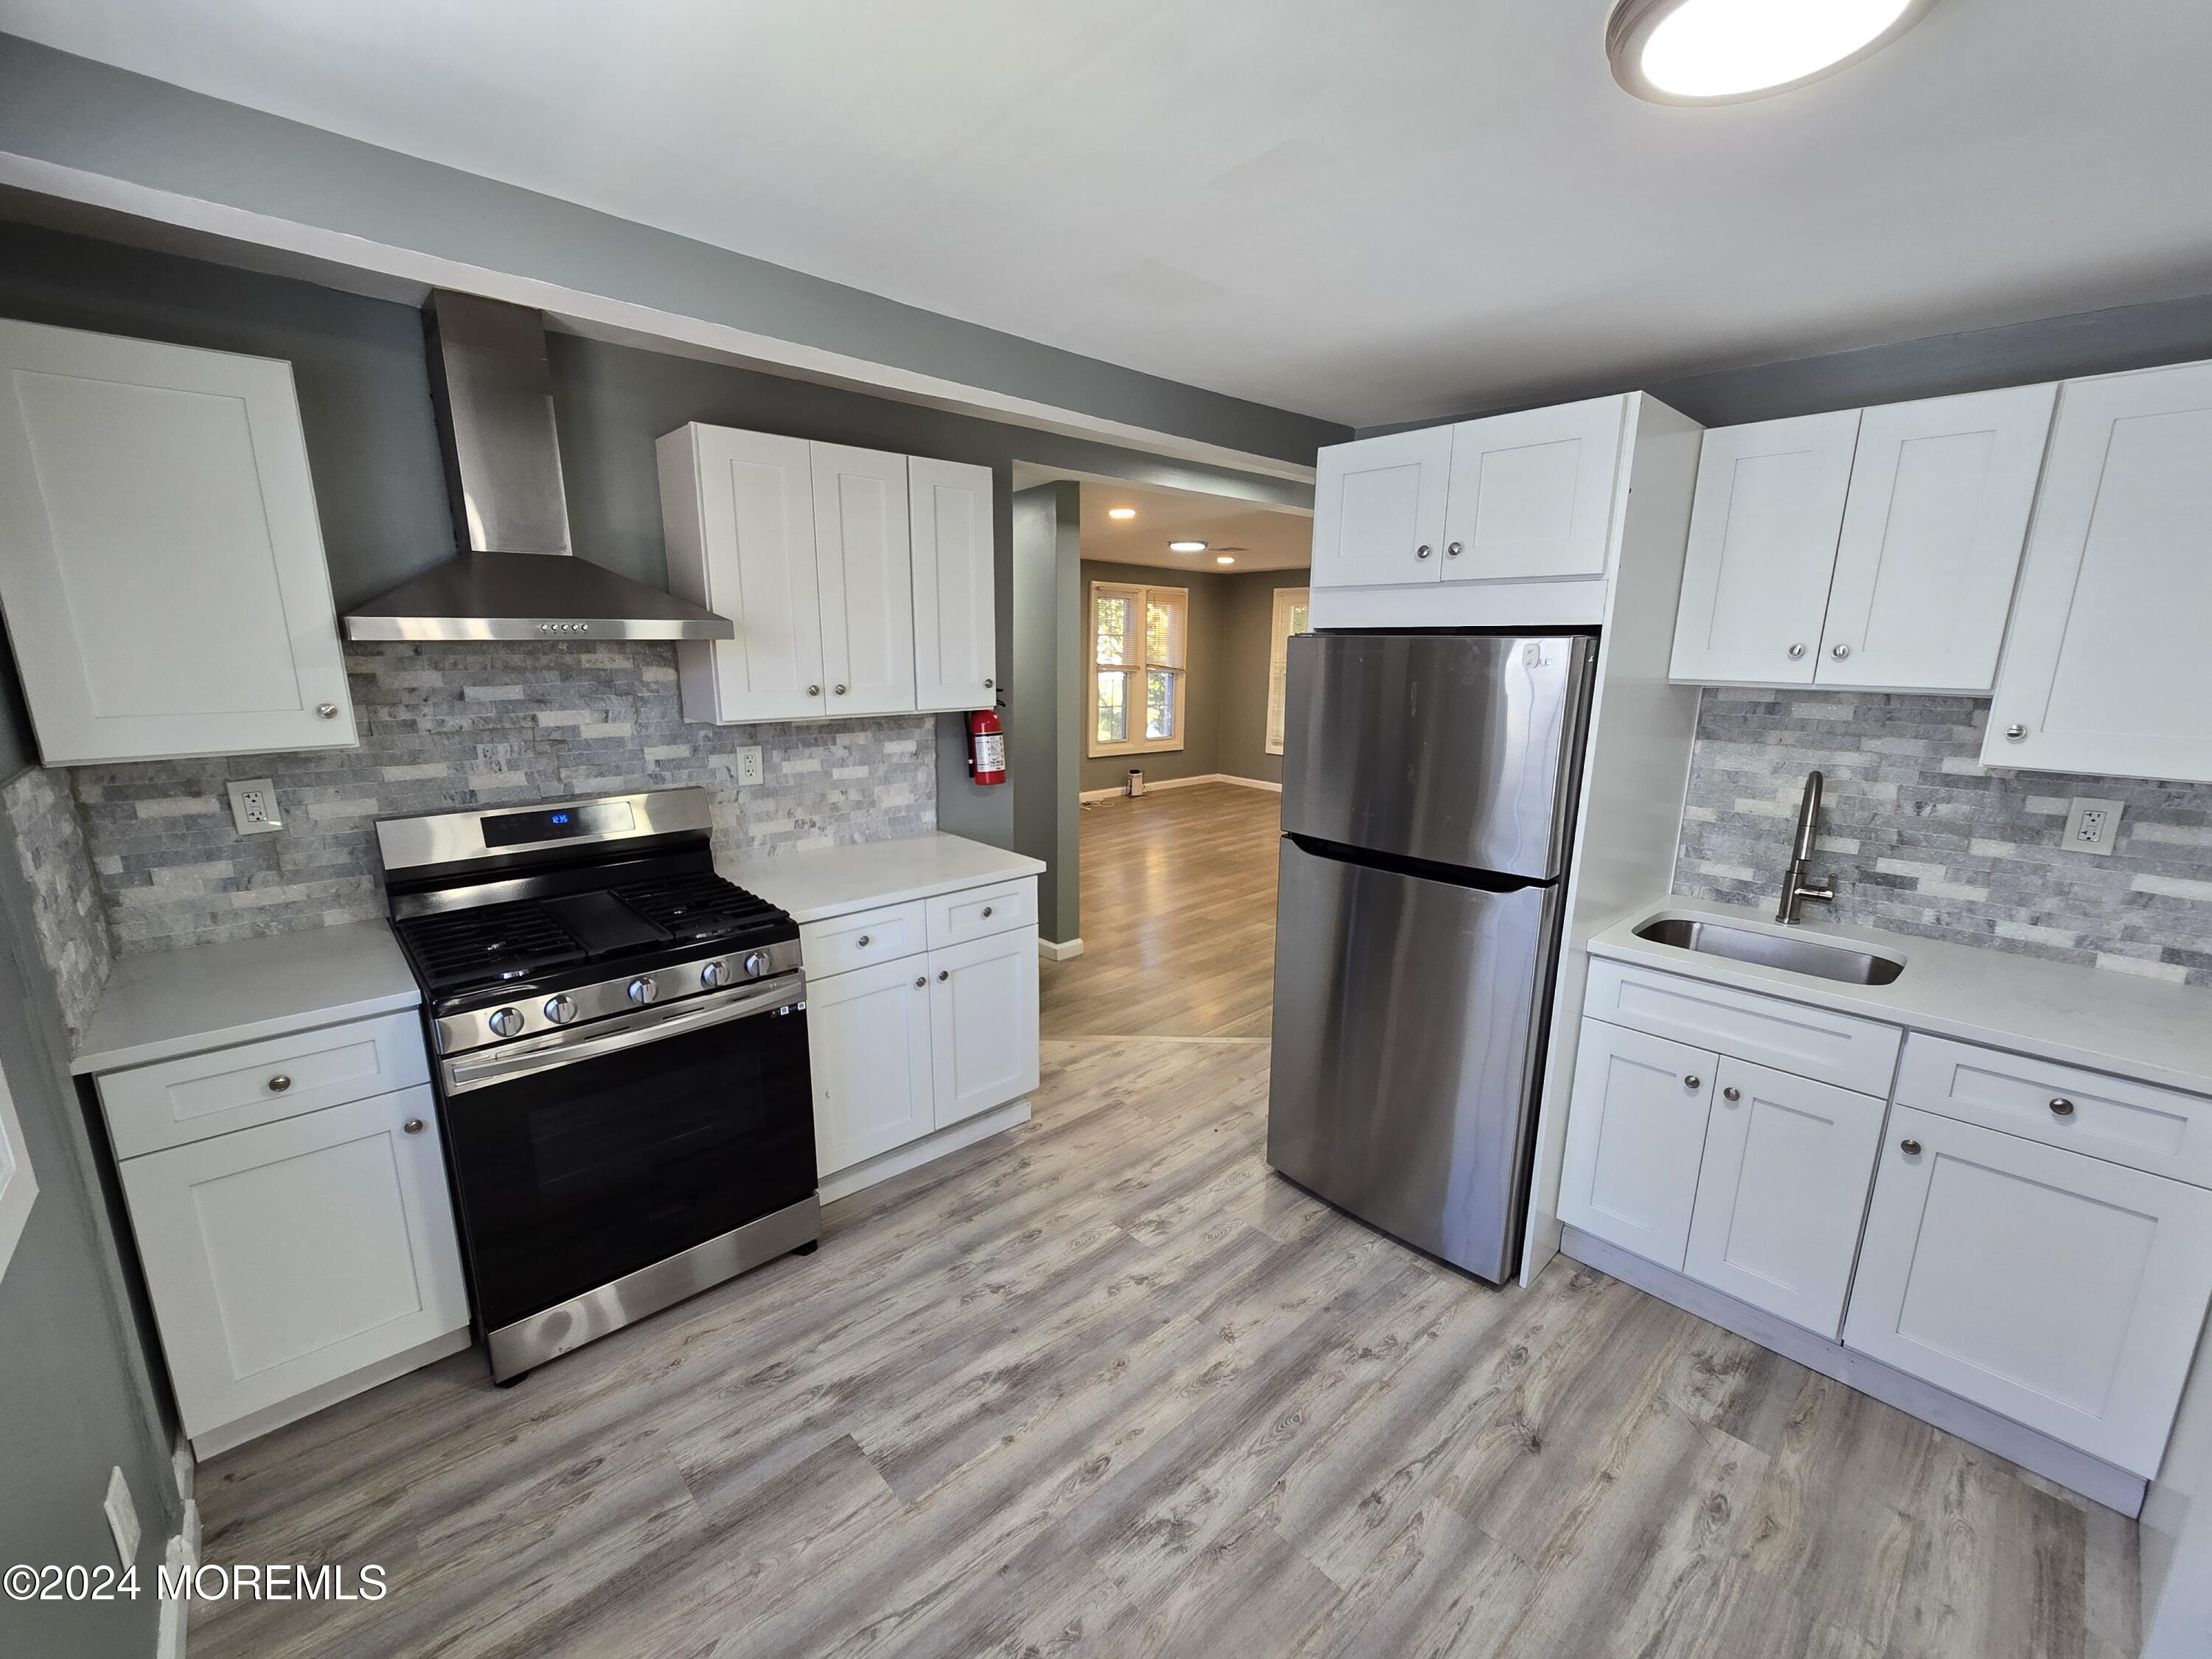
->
1415, 544, 1432, 560
809, 684, 822, 697
1447, 541, 1464, 557
2005, 723, 2027, 740
1787, 643, 1806, 660
316, 702, 340, 720
984, 678, 993, 689
1900, 1138, 1922, 1156
835, 684, 848, 696
1722, 1085, 1741, 1102
857, 934, 871, 947
2049, 1096, 2076, 1117
1683, 1074, 1701, 1091
981, 905, 994, 918
403, 1118, 425, 1135
938, 970, 950, 982
268, 1074, 292, 1093
1831, 643, 1851, 660
915, 975, 927, 988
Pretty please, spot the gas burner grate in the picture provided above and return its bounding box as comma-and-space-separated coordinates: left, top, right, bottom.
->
397, 900, 588, 994
611, 872, 782, 943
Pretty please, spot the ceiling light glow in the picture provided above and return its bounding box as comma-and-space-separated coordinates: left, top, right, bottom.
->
1215, 555, 1236, 565
1169, 540, 1207, 553
1107, 507, 1136, 520
1608, 0, 1931, 105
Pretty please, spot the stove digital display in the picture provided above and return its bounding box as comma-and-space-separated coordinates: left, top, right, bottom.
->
481, 800, 637, 848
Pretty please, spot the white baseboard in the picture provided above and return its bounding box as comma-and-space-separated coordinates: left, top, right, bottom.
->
171, 1436, 194, 1505
1561, 1225, 2146, 1517
1079, 772, 1282, 803
1037, 936, 1084, 962
156, 1501, 199, 1659
818, 1099, 1032, 1204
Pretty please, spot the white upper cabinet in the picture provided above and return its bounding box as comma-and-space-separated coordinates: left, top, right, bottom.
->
1669, 410, 1861, 686
1439, 395, 1625, 583
1985, 361, 2212, 782
0, 319, 357, 765
1818, 385, 2055, 693
1310, 425, 1452, 588
909, 456, 998, 712
812, 442, 916, 718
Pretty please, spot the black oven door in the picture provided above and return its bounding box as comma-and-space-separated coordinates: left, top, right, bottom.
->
436, 975, 815, 1335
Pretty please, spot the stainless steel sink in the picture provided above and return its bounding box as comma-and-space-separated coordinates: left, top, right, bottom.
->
1634, 917, 1905, 986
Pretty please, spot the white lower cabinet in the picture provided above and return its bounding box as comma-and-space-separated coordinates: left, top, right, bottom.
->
1843, 1105, 2212, 1476
809, 958, 936, 1173
928, 928, 1042, 1129
1557, 1018, 1716, 1270
1683, 1057, 1886, 1338
116, 1084, 468, 1443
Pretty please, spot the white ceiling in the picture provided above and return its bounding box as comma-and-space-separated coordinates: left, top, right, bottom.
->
8, 1, 2212, 429
1076, 481, 1311, 572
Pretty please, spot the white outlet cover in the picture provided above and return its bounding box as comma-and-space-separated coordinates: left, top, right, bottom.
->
103, 1465, 140, 1568
2062, 796, 2124, 857
736, 745, 764, 787
226, 778, 283, 835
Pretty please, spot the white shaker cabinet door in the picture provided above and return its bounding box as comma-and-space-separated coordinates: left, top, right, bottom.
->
928, 928, 1040, 1130
117, 1087, 468, 1440
1818, 384, 2055, 694
0, 319, 356, 764
1984, 361, 2212, 782
811, 442, 917, 717
1439, 394, 1625, 583
1683, 1057, 1886, 1338
1669, 410, 1861, 686
807, 957, 936, 1177
1557, 1018, 1717, 1271
910, 456, 998, 712
661, 424, 827, 722
1310, 427, 1452, 589
1843, 1106, 2212, 1476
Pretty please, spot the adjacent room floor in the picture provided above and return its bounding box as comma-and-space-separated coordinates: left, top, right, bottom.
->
187, 781, 2137, 1658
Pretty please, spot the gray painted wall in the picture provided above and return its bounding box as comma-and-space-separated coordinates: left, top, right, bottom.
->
0, 784, 177, 1659
1217, 570, 1310, 788
0, 35, 1346, 469
1076, 561, 1231, 796
1010, 486, 1082, 946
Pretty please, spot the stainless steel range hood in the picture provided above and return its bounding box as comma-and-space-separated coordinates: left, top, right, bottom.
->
345, 292, 734, 642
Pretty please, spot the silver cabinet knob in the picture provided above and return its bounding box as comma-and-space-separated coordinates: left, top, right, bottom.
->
981, 906, 993, 918
316, 702, 339, 720
1831, 643, 1851, 659
1722, 1085, 1741, 1102
742, 951, 768, 978
2005, 723, 2028, 740
1415, 544, 1432, 560
1446, 541, 1464, 557
1683, 1074, 1702, 1091
856, 934, 871, 947
1900, 1138, 1923, 1155
937, 970, 950, 982
403, 1118, 425, 1135
984, 678, 993, 689
1787, 644, 1807, 660
834, 684, 848, 696
488, 1007, 524, 1037
700, 961, 726, 990
808, 684, 822, 697
627, 977, 659, 1005
543, 995, 577, 1024
267, 1073, 291, 1093
915, 975, 927, 988
2049, 1096, 2076, 1117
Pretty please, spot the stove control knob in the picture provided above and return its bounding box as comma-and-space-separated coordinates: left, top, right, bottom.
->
743, 951, 769, 979
627, 976, 660, 1005
543, 995, 577, 1025
487, 1007, 525, 1038
700, 960, 726, 990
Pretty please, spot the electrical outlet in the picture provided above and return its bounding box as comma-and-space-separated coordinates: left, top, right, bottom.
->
2062, 796, 2124, 857
226, 778, 283, 835
103, 1466, 141, 1568
735, 745, 764, 787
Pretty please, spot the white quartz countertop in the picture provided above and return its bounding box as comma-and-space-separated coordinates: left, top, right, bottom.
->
72, 921, 421, 1075
725, 833, 1046, 923
1590, 896, 2212, 1099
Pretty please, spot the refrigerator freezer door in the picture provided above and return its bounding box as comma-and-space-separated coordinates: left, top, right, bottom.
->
1267, 838, 1558, 1281
1281, 632, 1592, 880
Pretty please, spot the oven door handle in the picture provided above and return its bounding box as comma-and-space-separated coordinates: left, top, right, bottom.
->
442, 975, 806, 1095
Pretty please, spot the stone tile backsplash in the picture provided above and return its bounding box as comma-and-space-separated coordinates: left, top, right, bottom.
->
3, 764, 113, 1039
73, 641, 936, 956
1674, 687, 2212, 987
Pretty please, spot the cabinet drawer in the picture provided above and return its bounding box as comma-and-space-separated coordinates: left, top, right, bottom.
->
1895, 1034, 2212, 1187
925, 877, 1037, 949
1585, 959, 1902, 1096
800, 900, 928, 976
100, 1009, 430, 1159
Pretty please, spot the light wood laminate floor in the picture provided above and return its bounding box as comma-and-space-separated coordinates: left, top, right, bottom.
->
1042, 782, 1283, 1041
192, 1031, 2136, 1659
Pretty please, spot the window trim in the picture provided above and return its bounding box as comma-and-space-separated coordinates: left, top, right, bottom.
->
1265, 585, 1313, 757
1088, 580, 1189, 758
0, 1054, 38, 1284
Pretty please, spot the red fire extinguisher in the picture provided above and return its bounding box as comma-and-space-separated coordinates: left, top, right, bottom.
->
967, 708, 1006, 785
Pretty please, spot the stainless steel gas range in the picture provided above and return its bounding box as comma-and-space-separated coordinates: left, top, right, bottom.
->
376, 787, 817, 1382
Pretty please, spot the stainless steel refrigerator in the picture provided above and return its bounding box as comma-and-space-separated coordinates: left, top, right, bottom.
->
1267, 631, 1596, 1283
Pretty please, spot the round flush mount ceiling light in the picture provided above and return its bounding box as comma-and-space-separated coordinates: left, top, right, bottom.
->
1607, 0, 1934, 105
1107, 507, 1136, 520
1215, 555, 1237, 566
1169, 540, 1208, 553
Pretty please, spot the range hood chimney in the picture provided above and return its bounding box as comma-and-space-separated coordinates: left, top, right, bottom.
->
344, 292, 734, 641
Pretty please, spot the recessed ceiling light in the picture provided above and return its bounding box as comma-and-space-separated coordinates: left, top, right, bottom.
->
1216, 555, 1236, 566
1107, 507, 1136, 521
1169, 540, 1207, 553
1607, 0, 1933, 105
